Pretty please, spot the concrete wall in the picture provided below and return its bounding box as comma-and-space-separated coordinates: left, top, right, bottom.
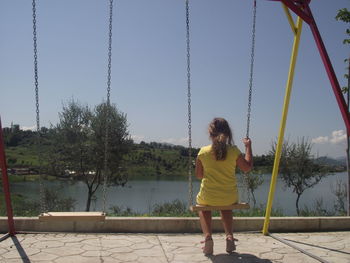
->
1, 217, 350, 233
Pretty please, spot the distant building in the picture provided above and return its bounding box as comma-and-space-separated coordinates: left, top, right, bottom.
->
10, 122, 20, 132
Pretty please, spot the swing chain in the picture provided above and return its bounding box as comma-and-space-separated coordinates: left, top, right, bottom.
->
186, 0, 193, 207
246, 0, 257, 139
32, 0, 46, 214
243, 0, 257, 204
102, 0, 114, 214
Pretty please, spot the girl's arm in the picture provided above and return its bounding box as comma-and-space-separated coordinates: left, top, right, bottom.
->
195, 158, 204, 179
236, 138, 253, 173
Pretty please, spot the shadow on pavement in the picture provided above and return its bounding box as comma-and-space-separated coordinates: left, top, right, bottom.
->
284, 238, 350, 256
208, 253, 272, 263
11, 236, 31, 263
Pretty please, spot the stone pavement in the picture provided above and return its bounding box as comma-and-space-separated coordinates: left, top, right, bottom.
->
0, 232, 349, 263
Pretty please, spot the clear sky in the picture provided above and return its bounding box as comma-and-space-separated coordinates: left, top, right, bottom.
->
1, 0, 349, 158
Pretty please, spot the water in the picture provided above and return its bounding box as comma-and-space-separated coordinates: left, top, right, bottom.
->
9, 172, 348, 215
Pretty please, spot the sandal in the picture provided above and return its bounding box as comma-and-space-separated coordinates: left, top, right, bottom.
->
201, 236, 214, 255
226, 235, 237, 253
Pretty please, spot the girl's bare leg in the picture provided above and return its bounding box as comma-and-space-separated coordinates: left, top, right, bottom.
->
221, 210, 236, 252
220, 210, 233, 238
199, 211, 212, 239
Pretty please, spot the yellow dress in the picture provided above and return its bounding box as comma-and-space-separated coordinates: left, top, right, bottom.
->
196, 144, 241, 206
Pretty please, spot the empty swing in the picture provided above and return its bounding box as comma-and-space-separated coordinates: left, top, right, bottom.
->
34, 0, 115, 222
187, 0, 258, 212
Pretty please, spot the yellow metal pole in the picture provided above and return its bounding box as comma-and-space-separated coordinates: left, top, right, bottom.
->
262, 17, 303, 235
282, 3, 297, 35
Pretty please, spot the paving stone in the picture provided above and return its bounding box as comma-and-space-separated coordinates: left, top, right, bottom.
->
54, 255, 101, 263
125, 236, 149, 243
110, 252, 139, 261
281, 254, 319, 263
321, 256, 350, 263
100, 238, 133, 248
42, 246, 85, 256
133, 247, 165, 257
63, 241, 84, 248
0, 259, 28, 263
172, 253, 209, 262
2, 249, 26, 259
130, 242, 155, 250
81, 250, 112, 257
137, 256, 168, 263
81, 244, 105, 251
0, 232, 348, 263
107, 246, 133, 253
260, 251, 284, 260
29, 252, 58, 261
31, 240, 64, 249
100, 256, 122, 263
80, 238, 101, 246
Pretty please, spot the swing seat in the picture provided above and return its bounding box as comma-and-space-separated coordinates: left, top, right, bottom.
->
38, 212, 106, 222
190, 203, 250, 212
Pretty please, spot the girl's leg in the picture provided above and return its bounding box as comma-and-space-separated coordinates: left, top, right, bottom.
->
199, 210, 213, 255
198, 211, 212, 239
221, 210, 236, 253
220, 210, 233, 238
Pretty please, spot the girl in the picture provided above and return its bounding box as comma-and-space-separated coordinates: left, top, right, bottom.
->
195, 117, 253, 255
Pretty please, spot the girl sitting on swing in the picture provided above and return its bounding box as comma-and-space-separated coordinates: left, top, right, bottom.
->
195, 117, 253, 255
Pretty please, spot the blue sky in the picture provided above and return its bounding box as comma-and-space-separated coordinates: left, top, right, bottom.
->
1, 0, 349, 157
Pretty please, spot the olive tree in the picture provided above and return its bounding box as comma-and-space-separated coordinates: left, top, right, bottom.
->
271, 138, 330, 215
53, 99, 132, 211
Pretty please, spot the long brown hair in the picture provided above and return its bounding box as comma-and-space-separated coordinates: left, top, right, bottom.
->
209, 118, 233, 161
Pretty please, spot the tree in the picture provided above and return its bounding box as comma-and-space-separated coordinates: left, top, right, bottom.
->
52, 99, 132, 211
271, 138, 330, 215
336, 7, 350, 216
244, 174, 264, 207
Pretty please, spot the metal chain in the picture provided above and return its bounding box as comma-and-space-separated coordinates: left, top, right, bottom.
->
246, 0, 257, 139
185, 0, 193, 207
32, 0, 46, 214
243, 0, 257, 204
102, 0, 114, 214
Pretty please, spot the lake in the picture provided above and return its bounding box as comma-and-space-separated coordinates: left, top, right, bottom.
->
9, 172, 348, 216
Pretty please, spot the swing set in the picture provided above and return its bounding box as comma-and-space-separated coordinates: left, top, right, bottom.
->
1, 0, 348, 240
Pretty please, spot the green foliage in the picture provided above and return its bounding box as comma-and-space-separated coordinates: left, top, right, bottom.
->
234, 204, 284, 217
271, 138, 330, 215
331, 180, 348, 215
151, 199, 194, 217
299, 203, 333, 217
109, 205, 137, 216
107, 201, 284, 217
336, 8, 350, 23
336, 7, 350, 88
0, 188, 75, 216
50, 99, 132, 211
124, 142, 198, 179
336, 8, 350, 45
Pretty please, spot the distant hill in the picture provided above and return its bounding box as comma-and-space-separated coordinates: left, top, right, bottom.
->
2, 126, 347, 176
314, 156, 346, 166
314, 156, 346, 172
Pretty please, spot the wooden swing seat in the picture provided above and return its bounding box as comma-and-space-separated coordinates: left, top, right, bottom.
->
39, 212, 106, 222
190, 203, 250, 212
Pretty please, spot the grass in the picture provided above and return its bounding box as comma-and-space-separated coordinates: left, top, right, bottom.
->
5, 146, 40, 167
7, 174, 57, 183
107, 200, 285, 217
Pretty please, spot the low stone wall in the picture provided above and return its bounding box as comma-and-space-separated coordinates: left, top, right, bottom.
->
1, 216, 350, 233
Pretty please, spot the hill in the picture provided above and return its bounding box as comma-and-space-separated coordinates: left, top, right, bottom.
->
1, 127, 346, 178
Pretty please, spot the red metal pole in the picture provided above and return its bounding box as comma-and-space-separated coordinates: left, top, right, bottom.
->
304, 5, 350, 134
280, 0, 312, 24
0, 117, 15, 236
279, 1, 350, 133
